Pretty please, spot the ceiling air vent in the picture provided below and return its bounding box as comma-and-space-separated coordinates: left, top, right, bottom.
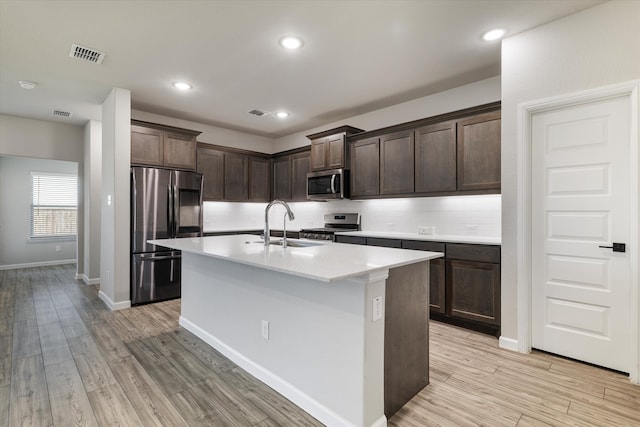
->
52, 109, 72, 118
248, 109, 266, 117
69, 43, 105, 64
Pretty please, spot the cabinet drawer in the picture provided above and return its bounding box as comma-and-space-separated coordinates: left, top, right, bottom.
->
335, 235, 367, 245
446, 244, 500, 263
402, 240, 445, 253
367, 238, 402, 248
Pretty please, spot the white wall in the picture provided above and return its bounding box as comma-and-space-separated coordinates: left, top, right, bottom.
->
204, 195, 501, 238
501, 0, 640, 340
99, 88, 131, 309
273, 76, 501, 152
0, 156, 78, 268
82, 120, 102, 283
0, 114, 85, 270
132, 109, 276, 154
0, 114, 84, 162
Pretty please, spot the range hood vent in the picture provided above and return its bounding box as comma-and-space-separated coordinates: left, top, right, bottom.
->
69, 44, 105, 64
52, 109, 72, 118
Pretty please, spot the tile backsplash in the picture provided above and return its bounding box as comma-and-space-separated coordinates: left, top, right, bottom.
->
204, 194, 501, 237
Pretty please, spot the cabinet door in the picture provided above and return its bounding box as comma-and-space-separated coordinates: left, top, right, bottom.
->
335, 235, 367, 245
131, 125, 164, 166
164, 132, 196, 170
457, 111, 501, 191
402, 240, 446, 314
197, 149, 224, 200
380, 130, 414, 195
224, 153, 248, 201
249, 157, 271, 202
310, 138, 327, 171
273, 156, 292, 200
350, 137, 380, 197
415, 121, 457, 193
326, 134, 345, 169
446, 259, 500, 325
291, 151, 311, 201
367, 237, 402, 248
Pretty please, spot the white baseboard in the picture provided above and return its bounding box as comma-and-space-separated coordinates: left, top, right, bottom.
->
0, 259, 76, 270
179, 315, 360, 427
76, 273, 100, 285
98, 290, 131, 311
499, 336, 519, 352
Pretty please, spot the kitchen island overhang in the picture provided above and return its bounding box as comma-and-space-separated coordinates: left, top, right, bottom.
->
150, 235, 443, 427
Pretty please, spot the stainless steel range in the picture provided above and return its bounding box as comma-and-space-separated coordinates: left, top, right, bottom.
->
299, 213, 361, 241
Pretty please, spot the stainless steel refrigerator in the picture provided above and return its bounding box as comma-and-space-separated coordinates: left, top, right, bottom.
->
131, 166, 203, 305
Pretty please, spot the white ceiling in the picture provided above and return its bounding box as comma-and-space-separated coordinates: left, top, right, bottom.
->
0, 0, 603, 138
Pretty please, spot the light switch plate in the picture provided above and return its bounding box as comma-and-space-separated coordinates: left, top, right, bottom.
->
372, 296, 383, 321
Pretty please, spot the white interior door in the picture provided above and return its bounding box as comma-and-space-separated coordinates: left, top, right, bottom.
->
531, 94, 632, 372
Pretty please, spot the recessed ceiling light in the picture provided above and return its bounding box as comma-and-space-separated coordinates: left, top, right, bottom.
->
279, 36, 303, 49
173, 81, 192, 90
18, 80, 37, 89
275, 111, 289, 119
482, 28, 506, 41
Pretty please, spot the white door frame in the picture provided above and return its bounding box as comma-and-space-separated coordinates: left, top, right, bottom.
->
516, 80, 640, 382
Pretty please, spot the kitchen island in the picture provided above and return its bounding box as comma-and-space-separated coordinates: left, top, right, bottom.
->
149, 235, 443, 427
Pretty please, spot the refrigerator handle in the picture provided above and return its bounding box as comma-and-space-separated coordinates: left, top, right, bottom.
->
168, 182, 174, 237
131, 170, 137, 235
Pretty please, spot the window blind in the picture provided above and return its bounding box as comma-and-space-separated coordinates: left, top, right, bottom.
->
31, 172, 77, 237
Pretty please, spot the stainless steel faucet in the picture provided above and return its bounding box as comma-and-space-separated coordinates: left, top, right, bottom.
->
264, 199, 295, 247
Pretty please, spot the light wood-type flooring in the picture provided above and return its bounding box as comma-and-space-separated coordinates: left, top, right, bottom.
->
1, 265, 638, 426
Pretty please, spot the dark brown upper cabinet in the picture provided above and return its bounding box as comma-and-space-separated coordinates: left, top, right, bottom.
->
131, 120, 200, 171
291, 151, 311, 201
197, 147, 224, 201
248, 157, 271, 202
271, 149, 311, 202
307, 126, 364, 171
456, 110, 501, 192
348, 102, 500, 199
224, 153, 249, 201
414, 121, 457, 193
380, 130, 414, 195
272, 155, 292, 201
350, 137, 380, 197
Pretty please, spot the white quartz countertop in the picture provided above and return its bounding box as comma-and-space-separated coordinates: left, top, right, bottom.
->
149, 235, 442, 283
335, 230, 501, 245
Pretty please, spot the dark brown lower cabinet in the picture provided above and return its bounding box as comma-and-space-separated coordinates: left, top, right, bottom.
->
446, 259, 500, 325
336, 235, 500, 335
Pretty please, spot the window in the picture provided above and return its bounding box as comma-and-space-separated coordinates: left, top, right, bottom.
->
31, 172, 77, 238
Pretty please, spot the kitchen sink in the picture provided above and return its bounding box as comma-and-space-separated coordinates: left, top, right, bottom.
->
245, 239, 325, 248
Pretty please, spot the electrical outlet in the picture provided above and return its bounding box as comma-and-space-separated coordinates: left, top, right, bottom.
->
261, 320, 269, 340
372, 296, 383, 321
55, 245, 61, 252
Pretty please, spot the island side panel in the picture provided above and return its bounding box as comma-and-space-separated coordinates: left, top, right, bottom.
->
179, 252, 387, 427
384, 260, 429, 418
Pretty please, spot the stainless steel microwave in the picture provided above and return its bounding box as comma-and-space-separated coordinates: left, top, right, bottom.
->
307, 168, 350, 200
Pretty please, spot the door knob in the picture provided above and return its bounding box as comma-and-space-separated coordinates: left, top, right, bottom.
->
598, 243, 626, 252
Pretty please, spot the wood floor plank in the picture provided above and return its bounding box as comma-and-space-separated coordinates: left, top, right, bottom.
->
13, 297, 36, 322
0, 355, 10, 387
220, 367, 324, 427
87, 383, 145, 426
42, 344, 74, 367
67, 334, 117, 393
38, 320, 68, 350
169, 383, 236, 427
44, 358, 99, 427
108, 355, 189, 427
3, 265, 639, 427
12, 318, 40, 359
0, 384, 9, 427
9, 354, 52, 427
